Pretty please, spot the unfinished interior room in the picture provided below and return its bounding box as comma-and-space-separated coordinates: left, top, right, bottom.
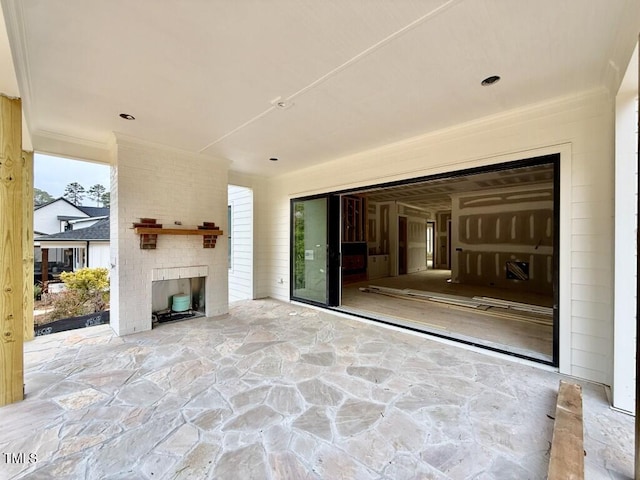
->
0, 0, 638, 478
326, 157, 558, 363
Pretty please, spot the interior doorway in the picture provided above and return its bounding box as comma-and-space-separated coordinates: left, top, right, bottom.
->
426, 221, 435, 269
398, 216, 407, 275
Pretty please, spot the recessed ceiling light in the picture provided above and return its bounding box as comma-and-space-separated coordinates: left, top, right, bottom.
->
270, 96, 294, 110
481, 75, 501, 86
276, 100, 294, 110
269, 157, 278, 162
119, 113, 135, 120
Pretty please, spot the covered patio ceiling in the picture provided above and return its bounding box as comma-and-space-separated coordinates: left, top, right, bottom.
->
0, 0, 638, 175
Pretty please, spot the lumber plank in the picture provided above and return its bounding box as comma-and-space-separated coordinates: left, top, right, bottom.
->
360, 286, 553, 326
367, 285, 484, 307
548, 380, 584, 480
472, 296, 553, 316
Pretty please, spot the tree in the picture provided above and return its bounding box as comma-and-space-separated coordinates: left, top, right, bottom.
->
33, 187, 54, 206
63, 182, 85, 205
87, 184, 106, 206
100, 192, 110, 208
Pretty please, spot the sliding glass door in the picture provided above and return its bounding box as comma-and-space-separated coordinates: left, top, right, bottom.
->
291, 195, 339, 306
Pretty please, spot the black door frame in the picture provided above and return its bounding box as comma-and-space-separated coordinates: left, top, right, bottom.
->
289, 193, 340, 307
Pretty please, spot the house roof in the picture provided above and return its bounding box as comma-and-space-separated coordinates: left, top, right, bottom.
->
34, 197, 83, 212
77, 206, 110, 217
36, 218, 110, 242
34, 197, 109, 217
1, 1, 639, 176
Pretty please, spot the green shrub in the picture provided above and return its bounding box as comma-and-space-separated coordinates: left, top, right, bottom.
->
60, 267, 109, 295
50, 267, 110, 320
50, 290, 87, 320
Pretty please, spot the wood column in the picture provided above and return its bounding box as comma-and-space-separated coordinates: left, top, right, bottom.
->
635, 33, 639, 480
0, 94, 24, 406
41, 248, 48, 290
23, 150, 34, 341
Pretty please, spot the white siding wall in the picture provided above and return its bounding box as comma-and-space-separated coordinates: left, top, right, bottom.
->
88, 242, 110, 270
34, 200, 87, 234
110, 135, 229, 335
228, 172, 270, 299
259, 88, 614, 385
228, 185, 254, 302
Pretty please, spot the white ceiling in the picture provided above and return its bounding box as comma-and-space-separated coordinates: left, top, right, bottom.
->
1, 0, 638, 176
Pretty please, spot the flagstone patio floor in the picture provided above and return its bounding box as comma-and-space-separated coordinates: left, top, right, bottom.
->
0, 298, 633, 479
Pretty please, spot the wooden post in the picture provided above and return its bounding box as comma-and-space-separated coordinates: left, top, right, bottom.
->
0, 94, 24, 406
41, 248, 48, 291
23, 150, 34, 341
635, 33, 639, 480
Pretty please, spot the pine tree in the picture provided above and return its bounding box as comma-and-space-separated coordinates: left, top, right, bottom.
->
100, 192, 110, 208
63, 182, 86, 205
88, 184, 106, 206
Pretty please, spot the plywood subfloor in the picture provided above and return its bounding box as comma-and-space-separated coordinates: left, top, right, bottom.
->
341, 270, 553, 361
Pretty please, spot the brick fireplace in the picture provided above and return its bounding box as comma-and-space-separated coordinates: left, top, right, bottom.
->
109, 134, 230, 336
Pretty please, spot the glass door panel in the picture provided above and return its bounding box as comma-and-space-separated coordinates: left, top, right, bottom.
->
292, 197, 328, 304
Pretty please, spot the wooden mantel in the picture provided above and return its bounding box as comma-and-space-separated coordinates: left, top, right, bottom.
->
134, 227, 223, 236
133, 219, 223, 249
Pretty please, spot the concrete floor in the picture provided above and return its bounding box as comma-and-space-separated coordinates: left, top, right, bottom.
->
342, 270, 553, 361
0, 298, 633, 479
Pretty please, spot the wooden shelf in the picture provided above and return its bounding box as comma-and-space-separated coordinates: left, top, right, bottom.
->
134, 227, 223, 236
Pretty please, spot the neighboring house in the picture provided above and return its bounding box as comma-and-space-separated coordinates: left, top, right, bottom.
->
34, 197, 110, 281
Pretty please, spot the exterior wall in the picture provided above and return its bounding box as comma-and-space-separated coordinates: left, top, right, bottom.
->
263, 88, 614, 385
228, 184, 254, 302
34, 200, 87, 234
88, 242, 110, 269
110, 136, 229, 336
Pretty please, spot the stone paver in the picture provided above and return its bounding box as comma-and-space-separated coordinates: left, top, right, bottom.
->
0, 298, 633, 479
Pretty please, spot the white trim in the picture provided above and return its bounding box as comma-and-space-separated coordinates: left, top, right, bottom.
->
32, 130, 111, 165
558, 143, 572, 375
151, 266, 208, 282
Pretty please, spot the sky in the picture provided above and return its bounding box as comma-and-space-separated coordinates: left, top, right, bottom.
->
34, 154, 110, 199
